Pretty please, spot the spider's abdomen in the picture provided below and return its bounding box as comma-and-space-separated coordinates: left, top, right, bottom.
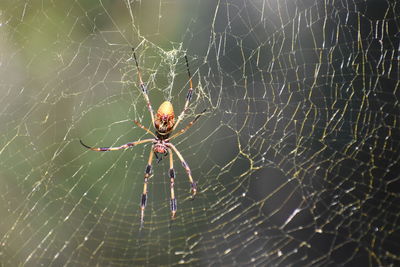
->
155, 101, 175, 134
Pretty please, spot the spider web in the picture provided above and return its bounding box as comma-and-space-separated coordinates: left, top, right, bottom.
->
1, 0, 400, 265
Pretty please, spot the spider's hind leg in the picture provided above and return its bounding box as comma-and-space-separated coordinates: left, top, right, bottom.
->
167, 143, 197, 198
168, 149, 177, 219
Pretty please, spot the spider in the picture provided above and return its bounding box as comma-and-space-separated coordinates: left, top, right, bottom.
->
80, 49, 205, 223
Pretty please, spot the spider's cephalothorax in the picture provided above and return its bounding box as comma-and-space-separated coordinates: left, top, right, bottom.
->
153, 140, 168, 154
80, 50, 206, 225
155, 101, 175, 135
153, 140, 169, 164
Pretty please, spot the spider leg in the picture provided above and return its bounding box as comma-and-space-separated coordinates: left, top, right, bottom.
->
168, 109, 206, 141
168, 148, 177, 219
154, 152, 161, 163
141, 148, 154, 225
167, 143, 197, 198
172, 55, 194, 131
134, 120, 157, 138
80, 139, 154, 151
132, 48, 155, 126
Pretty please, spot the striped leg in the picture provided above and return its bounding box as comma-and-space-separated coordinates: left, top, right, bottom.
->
172, 55, 194, 131
168, 109, 207, 141
80, 139, 154, 151
134, 120, 157, 138
141, 149, 154, 224
168, 148, 177, 218
167, 143, 197, 198
132, 48, 155, 126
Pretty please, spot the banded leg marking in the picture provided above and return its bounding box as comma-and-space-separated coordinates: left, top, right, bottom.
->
132, 48, 155, 126
172, 55, 194, 131
169, 149, 177, 218
167, 143, 197, 198
140, 149, 154, 224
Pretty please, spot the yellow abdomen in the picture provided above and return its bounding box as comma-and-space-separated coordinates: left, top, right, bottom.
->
157, 101, 174, 116
155, 101, 175, 134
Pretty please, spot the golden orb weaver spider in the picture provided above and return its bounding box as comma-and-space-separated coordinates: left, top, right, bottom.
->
80, 49, 205, 223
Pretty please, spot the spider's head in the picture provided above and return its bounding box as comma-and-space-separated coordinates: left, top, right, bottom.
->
155, 101, 175, 134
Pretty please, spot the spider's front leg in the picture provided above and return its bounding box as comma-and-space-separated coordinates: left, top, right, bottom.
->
140, 149, 154, 225
171, 55, 194, 131
80, 139, 154, 151
132, 48, 155, 126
